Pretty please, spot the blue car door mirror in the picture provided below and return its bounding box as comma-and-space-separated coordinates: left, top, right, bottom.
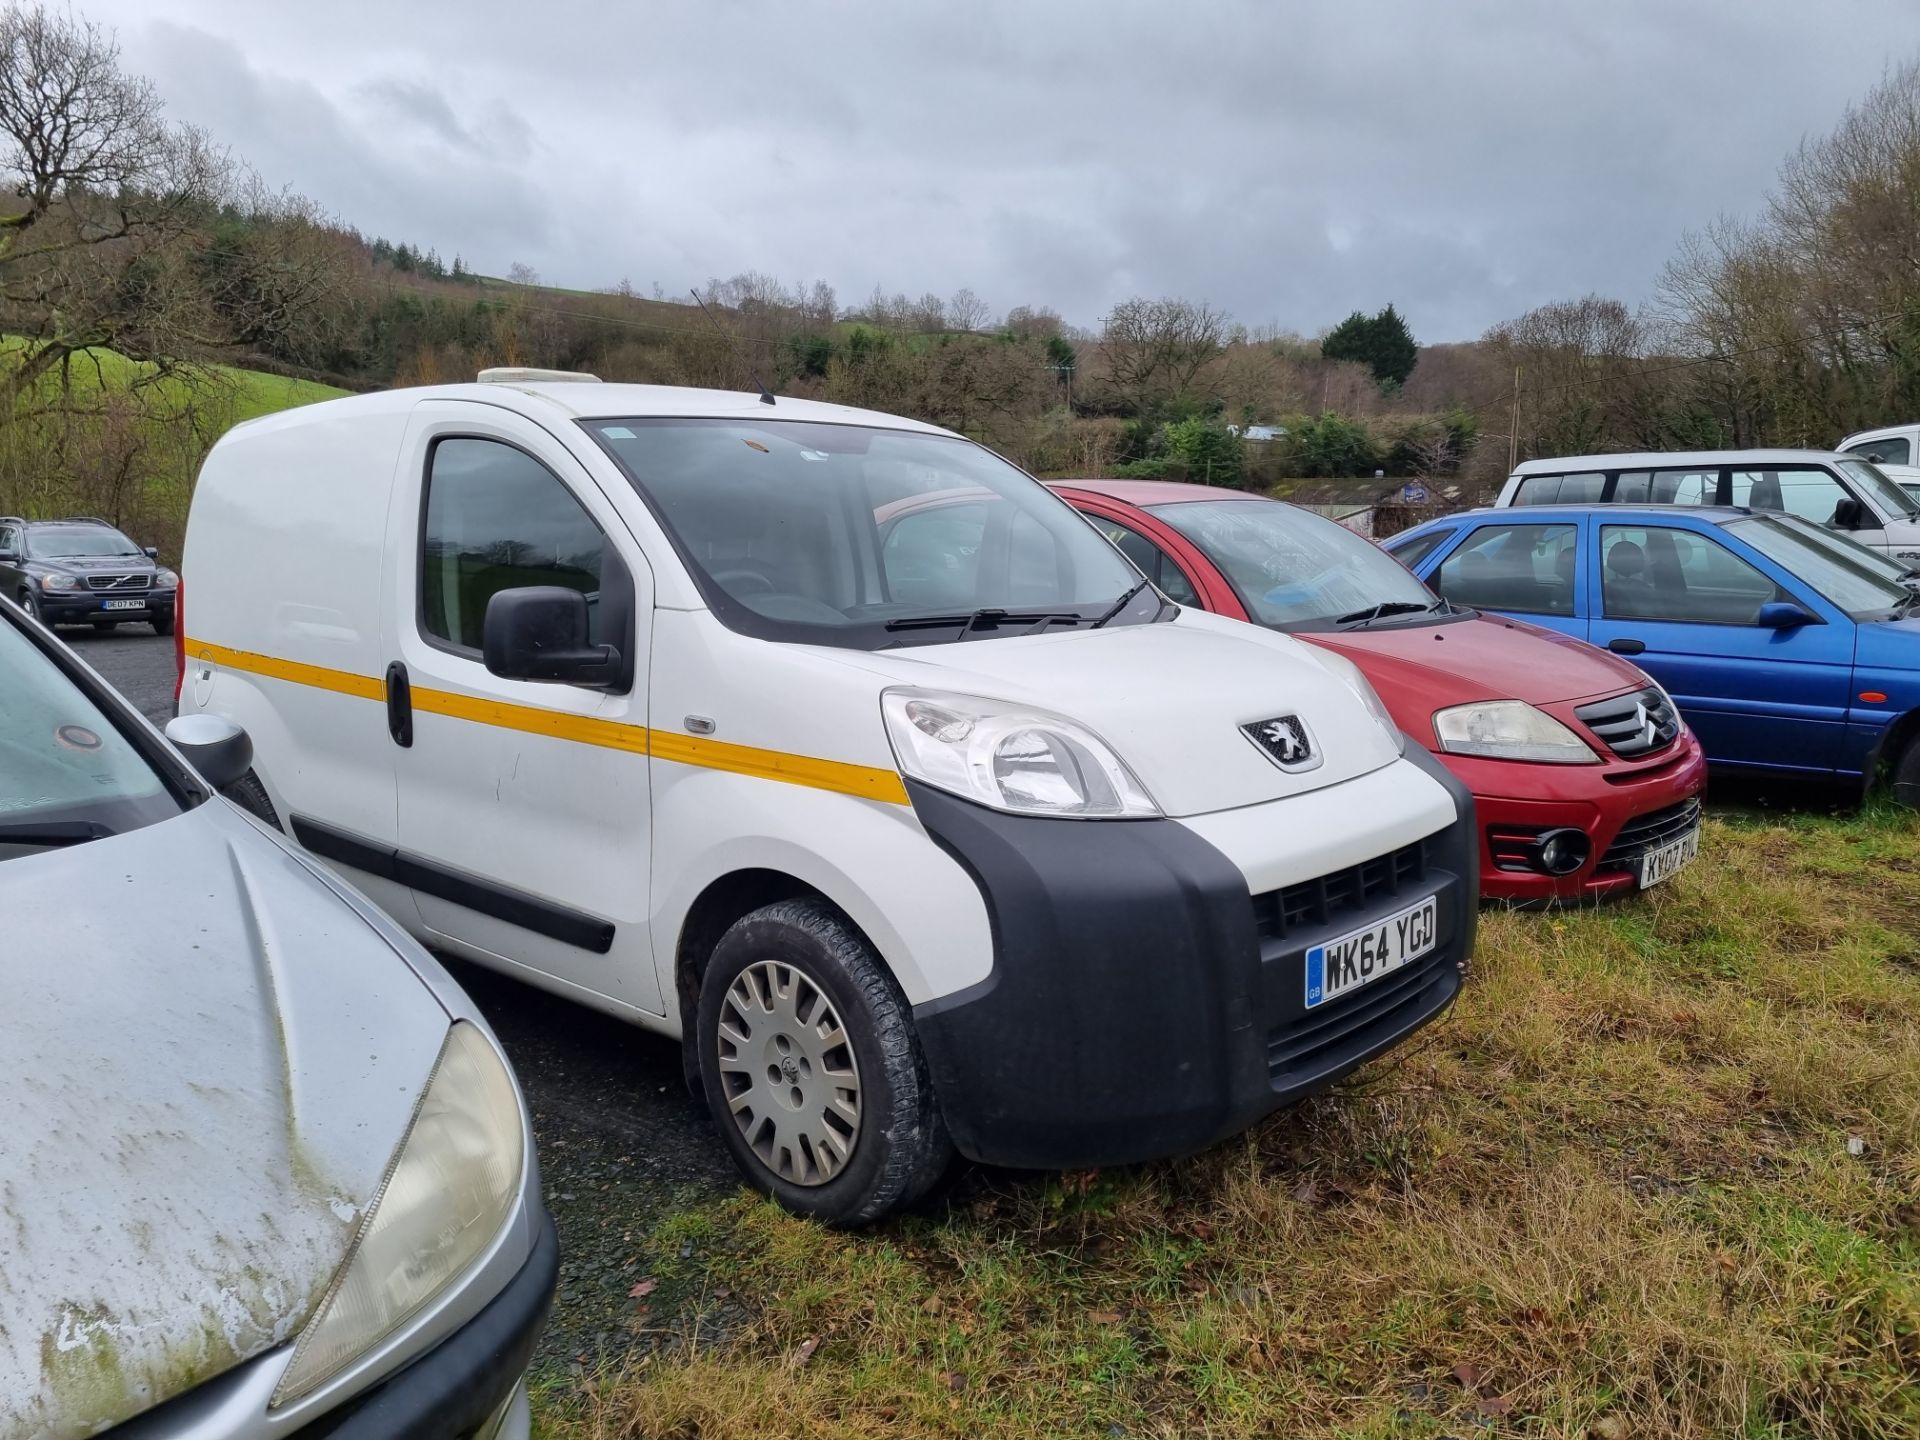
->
1755, 600, 1817, 629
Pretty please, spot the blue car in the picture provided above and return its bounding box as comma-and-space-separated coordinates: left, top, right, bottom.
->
1384, 505, 1920, 799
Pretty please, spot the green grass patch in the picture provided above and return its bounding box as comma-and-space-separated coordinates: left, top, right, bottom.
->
540, 808, 1920, 1440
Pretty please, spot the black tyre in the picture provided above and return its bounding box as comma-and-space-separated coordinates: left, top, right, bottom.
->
221, 769, 283, 831
695, 897, 951, 1226
1892, 737, 1920, 809
151, 613, 175, 636
21, 590, 44, 625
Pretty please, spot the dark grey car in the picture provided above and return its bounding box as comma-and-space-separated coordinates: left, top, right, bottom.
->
0, 515, 178, 634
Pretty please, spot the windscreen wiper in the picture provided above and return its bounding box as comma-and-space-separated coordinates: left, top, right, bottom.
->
0, 819, 113, 848
1332, 600, 1435, 629
882, 608, 1084, 639
1092, 580, 1151, 628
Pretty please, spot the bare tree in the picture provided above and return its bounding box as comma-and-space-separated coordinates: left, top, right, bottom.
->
1003, 304, 1064, 341
946, 286, 990, 333
0, 5, 234, 404
1098, 297, 1229, 410
506, 260, 540, 286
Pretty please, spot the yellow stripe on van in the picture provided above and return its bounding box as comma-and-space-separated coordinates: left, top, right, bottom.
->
651, 730, 910, 804
410, 685, 653, 754
184, 636, 910, 805
184, 639, 385, 702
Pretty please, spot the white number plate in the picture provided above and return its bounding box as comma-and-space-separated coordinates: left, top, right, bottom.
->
101, 598, 144, 610
1637, 825, 1700, 888
1304, 894, 1439, 1009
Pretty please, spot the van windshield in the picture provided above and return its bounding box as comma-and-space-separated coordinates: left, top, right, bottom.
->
585, 418, 1156, 647
1837, 458, 1920, 521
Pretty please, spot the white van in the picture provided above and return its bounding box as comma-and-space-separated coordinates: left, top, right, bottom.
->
180, 375, 1477, 1223
1495, 449, 1920, 562
1839, 422, 1920, 469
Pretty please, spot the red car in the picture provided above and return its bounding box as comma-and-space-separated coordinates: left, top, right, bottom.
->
1048, 480, 1708, 903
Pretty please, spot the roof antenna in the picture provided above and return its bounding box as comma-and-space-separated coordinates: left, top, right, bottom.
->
690, 287, 776, 405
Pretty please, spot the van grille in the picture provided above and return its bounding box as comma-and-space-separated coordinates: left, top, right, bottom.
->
1251, 839, 1428, 942
1267, 948, 1451, 1082
1574, 686, 1680, 759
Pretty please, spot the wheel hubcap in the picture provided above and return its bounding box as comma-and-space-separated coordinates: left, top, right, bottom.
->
715, 960, 861, 1186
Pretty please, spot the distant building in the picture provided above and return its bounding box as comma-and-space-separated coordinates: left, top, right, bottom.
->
1227, 423, 1288, 443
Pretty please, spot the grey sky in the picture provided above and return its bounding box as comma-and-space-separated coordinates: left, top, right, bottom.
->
83, 0, 1920, 341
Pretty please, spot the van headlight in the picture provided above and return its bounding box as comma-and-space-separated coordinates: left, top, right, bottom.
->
1433, 700, 1599, 764
1303, 646, 1405, 754
272, 1022, 525, 1407
881, 689, 1159, 818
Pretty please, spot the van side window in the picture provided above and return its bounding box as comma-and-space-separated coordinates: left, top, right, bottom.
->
1728, 466, 1851, 527
1849, 437, 1911, 466
421, 438, 606, 653
1615, 468, 1717, 505
1432, 522, 1577, 615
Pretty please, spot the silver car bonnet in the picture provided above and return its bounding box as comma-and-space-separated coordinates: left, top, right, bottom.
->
1, 801, 451, 1440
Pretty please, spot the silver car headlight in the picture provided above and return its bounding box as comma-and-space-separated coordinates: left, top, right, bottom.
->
1303, 645, 1405, 754
881, 688, 1159, 818
153, 568, 180, 590
1433, 700, 1599, 764
272, 1022, 525, 1407
38, 573, 80, 591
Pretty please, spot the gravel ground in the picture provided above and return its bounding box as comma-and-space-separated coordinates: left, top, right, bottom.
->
80, 627, 739, 1373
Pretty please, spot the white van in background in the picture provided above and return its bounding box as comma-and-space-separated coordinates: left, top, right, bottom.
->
179, 373, 1477, 1224
1495, 449, 1920, 562
1839, 422, 1920, 468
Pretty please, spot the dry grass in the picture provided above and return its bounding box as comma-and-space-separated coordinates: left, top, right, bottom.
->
537, 803, 1920, 1440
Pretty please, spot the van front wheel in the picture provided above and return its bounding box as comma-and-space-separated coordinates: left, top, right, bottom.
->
696, 897, 951, 1226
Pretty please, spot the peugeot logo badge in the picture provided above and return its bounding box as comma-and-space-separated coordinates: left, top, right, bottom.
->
1242, 714, 1322, 772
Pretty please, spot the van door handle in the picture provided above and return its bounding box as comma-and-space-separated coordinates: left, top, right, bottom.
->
1607, 638, 1646, 655
385, 662, 413, 747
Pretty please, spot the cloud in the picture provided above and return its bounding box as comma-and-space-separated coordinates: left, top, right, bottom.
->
86, 0, 1920, 340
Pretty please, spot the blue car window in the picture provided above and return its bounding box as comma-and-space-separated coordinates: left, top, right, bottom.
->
1386, 527, 1452, 569
1601, 525, 1779, 624
1432, 523, 1577, 616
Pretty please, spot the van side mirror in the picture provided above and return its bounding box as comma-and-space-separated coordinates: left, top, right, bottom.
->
1832, 497, 1866, 529
1756, 600, 1816, 630
482, 586, 622, 687
164, 713, 254, 791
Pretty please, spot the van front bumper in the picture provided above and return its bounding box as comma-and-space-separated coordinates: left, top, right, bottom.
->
906, 746, 1477, 1171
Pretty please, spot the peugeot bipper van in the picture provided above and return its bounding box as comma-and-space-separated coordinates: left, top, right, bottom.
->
179, 373, 1477, 1224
